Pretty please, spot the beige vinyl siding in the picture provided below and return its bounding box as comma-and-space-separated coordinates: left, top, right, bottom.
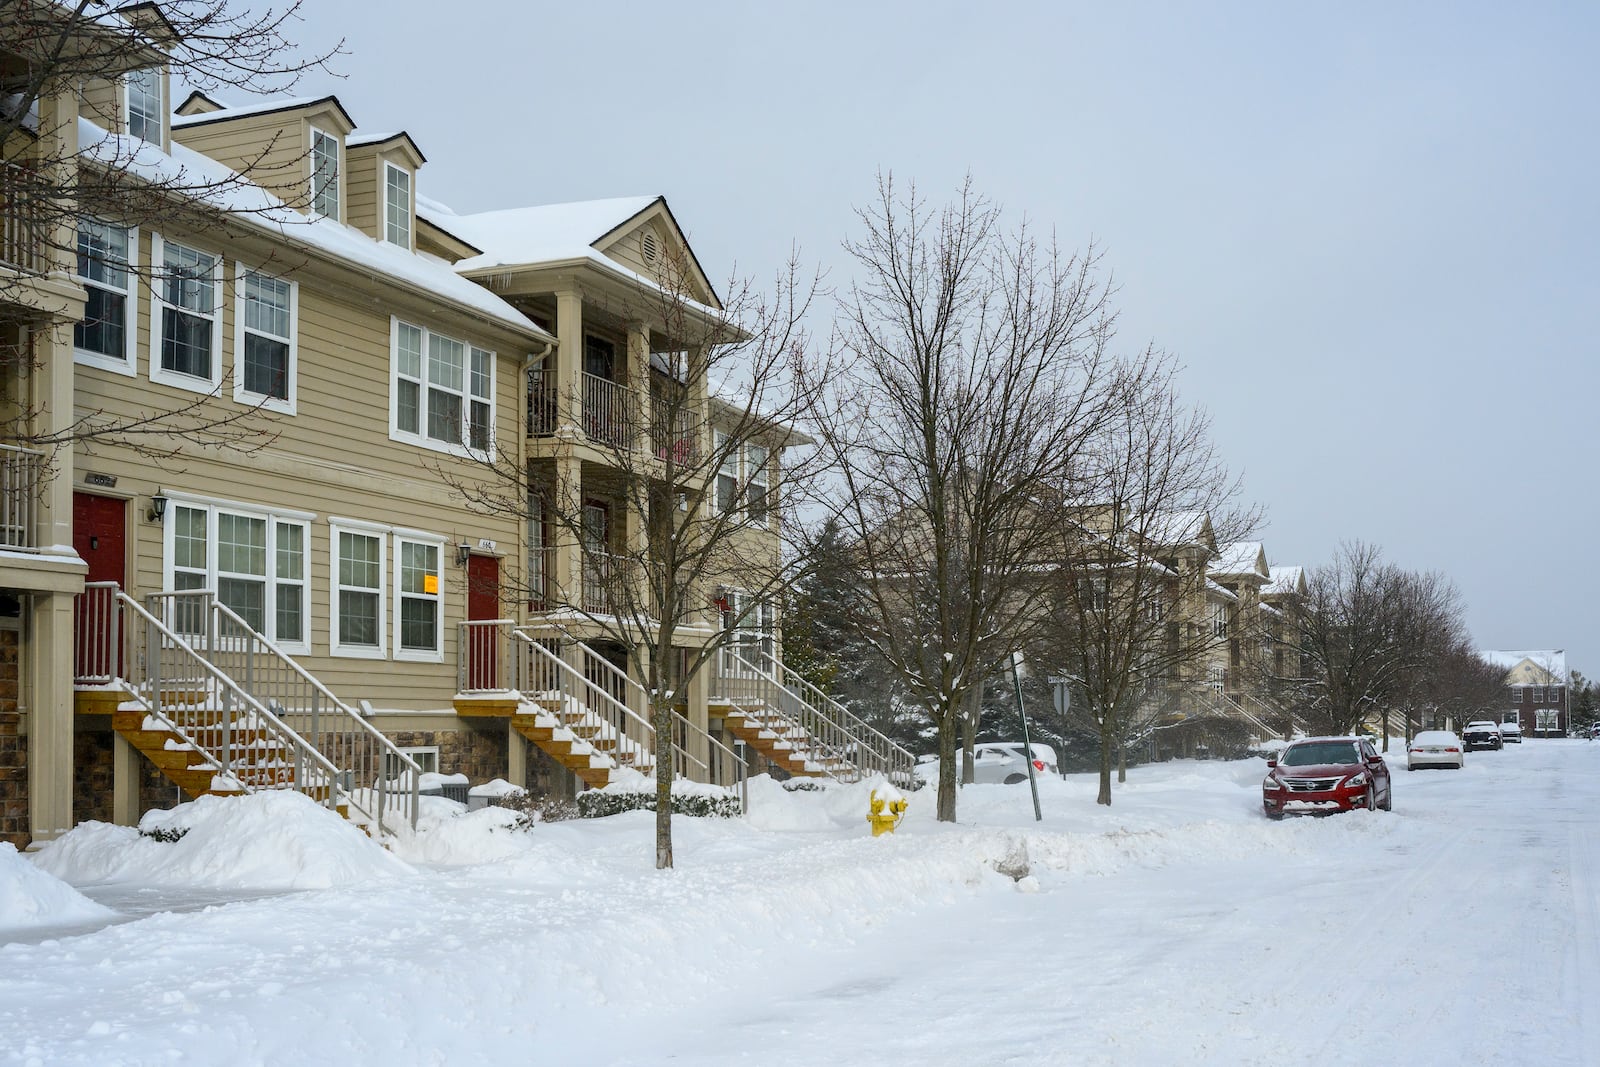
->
172, 114, 309, 207
599, 220, 666, 279
71, 227, 532, 710
79, 76, 122, 132
345, 148, 381, 240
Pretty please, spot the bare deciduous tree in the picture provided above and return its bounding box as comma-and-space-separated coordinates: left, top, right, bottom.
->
810, 174, 1121, 823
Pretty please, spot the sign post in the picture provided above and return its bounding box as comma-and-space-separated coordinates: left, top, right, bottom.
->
1010, 651, 1042, 822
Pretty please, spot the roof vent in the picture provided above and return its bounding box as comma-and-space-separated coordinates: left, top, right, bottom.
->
642, 231, 658, 264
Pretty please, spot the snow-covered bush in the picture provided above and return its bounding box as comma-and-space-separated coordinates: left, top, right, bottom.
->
576, 790, 741, 820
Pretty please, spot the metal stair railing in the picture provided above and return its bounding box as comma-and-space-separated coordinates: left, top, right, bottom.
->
146, 590, 420, 833
1210, 690, 1274, 737
522, 623, 745, 790
74, 582, 346, 814
719, 648, 915, 786
755, 652, 917, 788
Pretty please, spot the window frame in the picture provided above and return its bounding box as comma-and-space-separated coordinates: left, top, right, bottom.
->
330, 517, 389, 659
745, 443, 770, 527
389, 317, 496, 459
383, 161, 412, 249
150, 234, 223, 394
160, 495, 314, 654
73, 219, 139, 375
124, 66, 163, 144
233, 262, 298, 413
309, 126, 340, 221
393, 529, 446, 663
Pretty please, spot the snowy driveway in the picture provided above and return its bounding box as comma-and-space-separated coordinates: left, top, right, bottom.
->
3, 742, 1597, 1065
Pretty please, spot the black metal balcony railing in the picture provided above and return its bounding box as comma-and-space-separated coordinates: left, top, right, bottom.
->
0, 443, 44, 549
526, 373, 557, 437
582, 372, 632, 448
0, 160, 45, 275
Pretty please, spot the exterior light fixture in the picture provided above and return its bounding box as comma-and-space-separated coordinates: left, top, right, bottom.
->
148, 490, 168, 523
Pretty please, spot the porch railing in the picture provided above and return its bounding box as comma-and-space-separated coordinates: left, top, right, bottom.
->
73, 583, 352, 818
716, 648, 917, 787
582, 372, 632, 448
0, 160, 45, 274
650, 395, 698, 465
0, 443, 43, 549
582, 549, 633, 616
526, 372, 558, 437
143, 589, 420, 832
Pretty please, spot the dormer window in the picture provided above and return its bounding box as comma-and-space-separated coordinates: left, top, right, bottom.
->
383, 162, 411, 248
126, 67, 162, 143
310, 127, 340, 220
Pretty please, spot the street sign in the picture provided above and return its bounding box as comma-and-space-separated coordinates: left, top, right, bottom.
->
1048, 674, 1072, 716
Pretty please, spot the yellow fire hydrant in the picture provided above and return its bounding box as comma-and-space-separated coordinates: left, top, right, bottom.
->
868, 786, 908, 836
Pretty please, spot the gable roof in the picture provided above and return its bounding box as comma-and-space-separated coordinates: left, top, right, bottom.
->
1210, 541, 1269, 580
171, 94, 357, 134
1480, 649, 1568, 685
440, 195, 721, 309
1265, 565, 1306, 597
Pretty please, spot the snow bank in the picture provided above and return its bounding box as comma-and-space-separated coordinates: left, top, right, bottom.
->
30, 792, 413, 890
0, 843, 114, 932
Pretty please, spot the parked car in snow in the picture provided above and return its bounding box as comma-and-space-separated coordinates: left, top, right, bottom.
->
970, 742, 1058, 784
1407, 730, 1465, 770
1262, 736, 1392, 820
1462, 721, 1503, 752
1497, 720, 1522, 744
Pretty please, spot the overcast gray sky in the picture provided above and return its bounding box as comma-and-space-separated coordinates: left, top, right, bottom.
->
283, 1, 1599, 675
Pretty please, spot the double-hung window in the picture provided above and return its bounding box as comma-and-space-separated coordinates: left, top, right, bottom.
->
1510, 685, 1522, 702
715, 432, 739, 514
384, 163, 411, 248
235, 266, 297, 410
74, 220, 137, 373
165, 500, 310, 651
1530, 685, 1544, 703
331, 521, 386, 657
152, 237, 221, 391
391, 318, 495, 457
395, 533, 444, 661
745, 444, 770, 525
125, 67, 162, 143
309, 127, 340, 220
720, 591, 774, 674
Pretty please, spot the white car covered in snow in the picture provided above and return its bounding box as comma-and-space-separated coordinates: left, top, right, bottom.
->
1498, 720, 1523, 743
1408, 730, 1465, 770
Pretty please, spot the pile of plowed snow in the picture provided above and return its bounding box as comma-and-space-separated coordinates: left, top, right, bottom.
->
0, 842, 114, 932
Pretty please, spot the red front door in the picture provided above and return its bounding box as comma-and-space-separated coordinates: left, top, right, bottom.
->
465, 554, 501, 690
72, 492, 127, 678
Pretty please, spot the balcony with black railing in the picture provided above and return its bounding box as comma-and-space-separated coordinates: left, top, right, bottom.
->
0, 160, 45, 276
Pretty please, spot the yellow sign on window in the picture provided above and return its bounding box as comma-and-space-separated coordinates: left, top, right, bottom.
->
423, 573, 439, 595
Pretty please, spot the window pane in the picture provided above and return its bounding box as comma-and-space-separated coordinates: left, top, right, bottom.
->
470, 348, 492, 399
75, 287, 126, 358
339, 590, 379, 645
162, 243, 214, 313
218, 576, 266, 631
339, 531, 380, 588
276, 522, 303, 580
127, 67, 161, 142
244, 333, 289, 399
400, 541, 438, 594
398, 379, 420, 434
428, 388, 462, 444
428, 333, 465, 392
162, 308, 212, 377
311, 129, 339, 218
243, 272, 292, 338
276, 584, 303, 643
216, 513, 266, 576
396, 322, 423, 378
469, 399, 491, 451
77, 221, 129, 287
173, 506, 207, 569
400, 597, 436, 651
385, 167, 411, 246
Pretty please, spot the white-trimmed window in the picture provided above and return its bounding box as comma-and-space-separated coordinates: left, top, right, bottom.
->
1548, 685, 1562, 703
384, 745, 439, 778
1211, 604, 1228, 638
390, 318, 495, 457
745, 444, 770, 525
331, 521, 387, 657
1503, 712, 1519, 725
151, 236, 222, 391
383, 162, 411, 248
715, 431, 739, 514
720, 590, 774, 674
234, 265, 297, 410
74, 220, 137, 373
125, 66, 162, 143
1530, 685, 1544, 703
394, 532, 444, 661
165, 500, 310, 651
1535, 708, 1558, 733
1510, 685, 1523, 702
309, 127, 340, 220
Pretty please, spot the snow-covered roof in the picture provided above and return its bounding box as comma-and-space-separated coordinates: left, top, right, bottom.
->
1480, 649, 1568, 685
1266, 565, 1304, 596
1205, 579, 1237, 602
1139, 510, 1209, 546
77, 118, 550, 342
1209, 541, 1267, 578
172, 95, 346, 128
445, 196, 661, 272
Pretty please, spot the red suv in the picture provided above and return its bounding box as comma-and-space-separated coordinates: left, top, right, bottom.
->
1262, 736, 1392, 820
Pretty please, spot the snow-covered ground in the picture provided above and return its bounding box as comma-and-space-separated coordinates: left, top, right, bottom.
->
2, 740, 1596, 1065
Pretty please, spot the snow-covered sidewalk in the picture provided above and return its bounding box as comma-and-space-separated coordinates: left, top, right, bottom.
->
3, 742, 1596, 1065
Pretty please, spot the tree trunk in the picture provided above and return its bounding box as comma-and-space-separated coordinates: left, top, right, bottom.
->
1096, 710, 1113, 806
961, 686, 980, 784
937, 699, 960, 821
1116, 738, 1127, 783
653, 701, 673, 869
